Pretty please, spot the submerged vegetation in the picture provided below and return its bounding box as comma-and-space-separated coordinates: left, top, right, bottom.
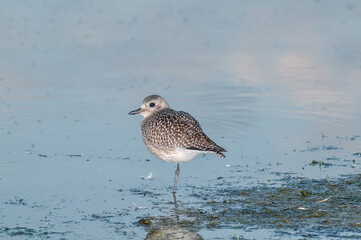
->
143, 174, 361, 239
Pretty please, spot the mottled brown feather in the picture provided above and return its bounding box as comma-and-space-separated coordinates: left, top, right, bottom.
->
141, 108, 226, 157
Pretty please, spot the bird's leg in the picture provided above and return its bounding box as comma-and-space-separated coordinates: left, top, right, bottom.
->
172, 192, 177, 205
173, 163, 180, 193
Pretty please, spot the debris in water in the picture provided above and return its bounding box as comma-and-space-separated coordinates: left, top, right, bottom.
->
133, 203, 149, 211
24, 150, 33, 154
309, 160, 332, 167
141, 172, 153, 180
225, 164, 231, 167
316, 196, 332, 203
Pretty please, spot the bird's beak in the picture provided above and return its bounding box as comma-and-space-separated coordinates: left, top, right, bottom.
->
128, 108, 142, 115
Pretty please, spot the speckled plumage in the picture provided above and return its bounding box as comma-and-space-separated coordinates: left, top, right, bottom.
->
129, 95, 226, 193
141, 108, 226, 161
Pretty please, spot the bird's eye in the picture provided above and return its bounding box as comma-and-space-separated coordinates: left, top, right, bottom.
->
149, 102, 155, 107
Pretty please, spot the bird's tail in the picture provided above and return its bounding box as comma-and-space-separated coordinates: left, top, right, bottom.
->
214, 145, 226, 158
216, 151, 226, 158
187, 144, 227, 158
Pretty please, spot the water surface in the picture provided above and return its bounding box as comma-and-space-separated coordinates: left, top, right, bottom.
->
1, 1, 361, 239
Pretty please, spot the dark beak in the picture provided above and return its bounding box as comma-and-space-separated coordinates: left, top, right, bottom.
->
128, 108, 142, 115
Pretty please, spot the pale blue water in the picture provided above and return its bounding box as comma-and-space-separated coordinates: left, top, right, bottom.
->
1, 1, 361, 239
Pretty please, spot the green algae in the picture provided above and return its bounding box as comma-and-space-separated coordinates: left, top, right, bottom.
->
138, 218, 152, 225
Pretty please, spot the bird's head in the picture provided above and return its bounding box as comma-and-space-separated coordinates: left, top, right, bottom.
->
128, 95, 170, 118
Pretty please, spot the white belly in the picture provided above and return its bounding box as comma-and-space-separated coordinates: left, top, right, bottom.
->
147, 146, 202, 163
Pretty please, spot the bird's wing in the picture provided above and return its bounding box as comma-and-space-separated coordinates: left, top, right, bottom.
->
143, 110, 226, 157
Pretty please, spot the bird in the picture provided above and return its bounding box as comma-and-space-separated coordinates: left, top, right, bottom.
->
128, 95, 226, 194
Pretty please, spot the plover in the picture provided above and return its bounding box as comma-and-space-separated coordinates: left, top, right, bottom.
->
129, 95, 226, 193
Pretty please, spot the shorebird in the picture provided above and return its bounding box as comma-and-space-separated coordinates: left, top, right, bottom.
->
129, 95, 226, 193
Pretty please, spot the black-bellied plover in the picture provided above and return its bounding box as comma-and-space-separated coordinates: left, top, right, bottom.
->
129, 95, 226, 193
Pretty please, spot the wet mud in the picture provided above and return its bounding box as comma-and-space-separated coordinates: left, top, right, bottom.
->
137, 174, 361, 239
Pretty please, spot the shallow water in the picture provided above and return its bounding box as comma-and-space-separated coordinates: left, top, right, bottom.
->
1, 0, 361, 239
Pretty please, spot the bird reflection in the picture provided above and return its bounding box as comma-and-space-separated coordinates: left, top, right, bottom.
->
144, 202, 203, 240
144, 225, 203, 240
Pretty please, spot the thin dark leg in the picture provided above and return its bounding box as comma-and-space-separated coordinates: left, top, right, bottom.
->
173, 163, 180, 193
172, 192, 177, 204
